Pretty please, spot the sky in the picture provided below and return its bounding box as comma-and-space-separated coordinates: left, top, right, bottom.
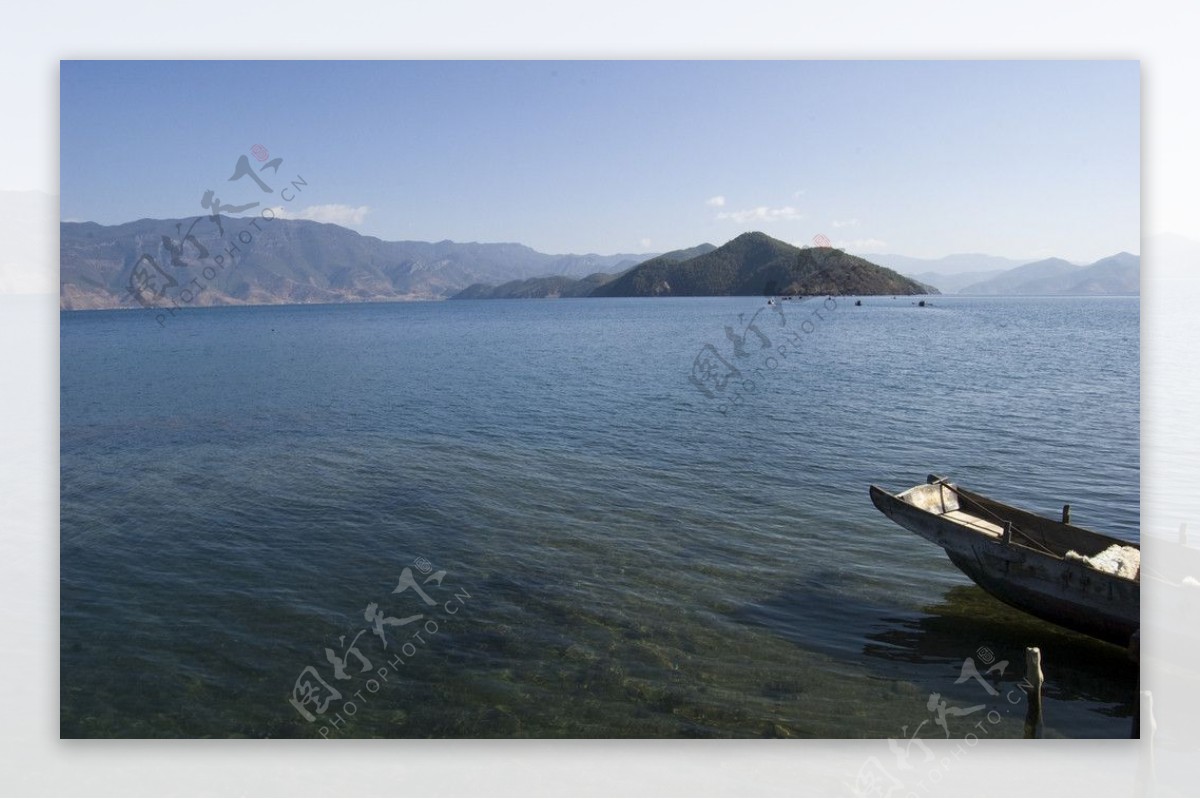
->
60, 60, 1139, 262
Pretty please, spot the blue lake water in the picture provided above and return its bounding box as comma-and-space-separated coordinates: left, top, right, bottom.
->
60, 295, 1139, 738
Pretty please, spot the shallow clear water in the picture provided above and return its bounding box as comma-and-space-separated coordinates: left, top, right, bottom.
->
60, 295, 1139, 738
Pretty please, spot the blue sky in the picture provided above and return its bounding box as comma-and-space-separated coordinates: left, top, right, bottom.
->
60, 60, 1139, 261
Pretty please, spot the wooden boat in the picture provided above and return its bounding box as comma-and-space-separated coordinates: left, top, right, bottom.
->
869, 475, 1139, 647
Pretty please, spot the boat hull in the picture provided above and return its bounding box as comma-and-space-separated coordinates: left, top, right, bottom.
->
869, 484, 1139, 647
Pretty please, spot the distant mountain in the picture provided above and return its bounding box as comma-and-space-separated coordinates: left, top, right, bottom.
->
645, 243, 721, 263
958, 253, 1139, 295
452, 271, 622, 299
592, 232, 934, 297
60, 217, 653, 309
864, 252, 1028, 276
957, 257, 1080, 295
1059, 252, 1140, 294
907, 269, 1008, 294
450, 243, 718, 299
859, 252, 1071, 294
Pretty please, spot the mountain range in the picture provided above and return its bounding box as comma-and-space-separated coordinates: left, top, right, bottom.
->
57, 214, 1135, 309
864, 252, 1029, 277
60, 220, 933, 308
59, 216, 651, 309
868, 251, 1139, 295
455, 234, 932, 299
953, 252, 1139, 295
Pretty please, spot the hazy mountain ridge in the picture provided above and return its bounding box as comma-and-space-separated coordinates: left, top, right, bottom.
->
886, 251, 1140, 295
907, 269, 1008, 294
451, 243, 719, 299
868, 252, 1043, 294
60, 217, 654, 309
957, 252, 1139, 295
864, 252, 1029, 276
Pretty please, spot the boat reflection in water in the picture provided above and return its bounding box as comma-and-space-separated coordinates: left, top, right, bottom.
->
740, 574, 1135, 737
863, 585, 1137, 721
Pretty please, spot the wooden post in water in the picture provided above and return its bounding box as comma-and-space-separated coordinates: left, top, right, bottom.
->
1023, 646, 1044, 739
1062, 504, 1071, 525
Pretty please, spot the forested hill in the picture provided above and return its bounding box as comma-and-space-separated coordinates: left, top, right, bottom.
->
591, 232, 934, 297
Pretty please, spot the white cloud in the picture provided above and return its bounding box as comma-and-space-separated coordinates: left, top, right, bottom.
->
831, 218, 860, 228
639, 237, 653, 249
716, 205, 803, 223
264, 203, 370, 226
705, 195, 726, 207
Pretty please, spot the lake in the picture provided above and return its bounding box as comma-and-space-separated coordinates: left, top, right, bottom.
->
60, 294, 1139, 738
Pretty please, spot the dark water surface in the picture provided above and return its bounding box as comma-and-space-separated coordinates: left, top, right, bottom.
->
60, 295, 1139, 738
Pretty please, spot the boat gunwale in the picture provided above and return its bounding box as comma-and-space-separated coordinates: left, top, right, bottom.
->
951, 483, 1138, 553
869, 480, 1140, 583
868, 478, 1140, 646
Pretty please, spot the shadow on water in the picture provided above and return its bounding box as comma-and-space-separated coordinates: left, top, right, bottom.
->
740, 573, 1137, 734
866, 585, 1136, 715
737, 569, 914, 663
